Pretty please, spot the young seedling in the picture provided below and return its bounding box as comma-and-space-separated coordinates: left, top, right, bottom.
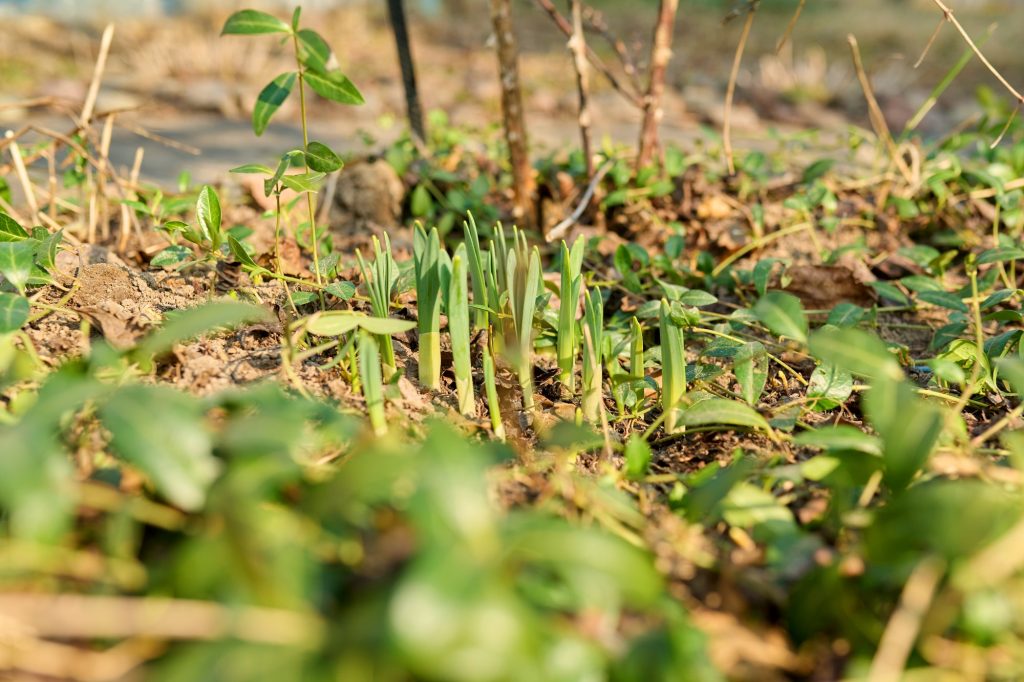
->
222, 7, 363, 306
483, 331, 506, 441
414, 224, 444, 389
356, 233, 399, 379
463, 213, 490, 331
358, 330, 387, 436
557, 236, 585, 392
581, 287, 604, 422
507, 243, 542, 412
154, 185, 225, 266
448, 247, 474, 416
631, 316, 646, 409
659, 299, 686, 434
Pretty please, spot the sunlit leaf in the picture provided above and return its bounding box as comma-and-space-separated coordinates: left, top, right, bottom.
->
252, 72, 297, 137
0, 292, 29, 332
304, 68, 364, 105
221, 9, 291, 35
753, 291, 807, 345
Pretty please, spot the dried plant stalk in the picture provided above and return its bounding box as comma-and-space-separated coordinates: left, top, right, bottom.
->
636, 0, 679, 170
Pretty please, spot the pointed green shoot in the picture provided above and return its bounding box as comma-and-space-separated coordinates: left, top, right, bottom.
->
582, 287, 605, 423
449, 249, 474, 416
659, 299, 686, 434
358, 331, 387, 436
414, 224, 443, 390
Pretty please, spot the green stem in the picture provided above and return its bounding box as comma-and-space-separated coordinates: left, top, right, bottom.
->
292, 32, 325, 310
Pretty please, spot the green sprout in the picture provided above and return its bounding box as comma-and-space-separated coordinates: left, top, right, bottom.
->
557, 236, 585, 393
356, 234, 399, 379
463, 213, 490, 331
414, 224, 445, 389
358, 330, 386, 436
449, 247, 474, 416
659, 299, 686, 434
483, 331, 506, 441
221, 7, 363, 307
582, 287, 604, 423
631, 316, 646, 409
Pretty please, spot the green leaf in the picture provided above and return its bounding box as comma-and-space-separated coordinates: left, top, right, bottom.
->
100, 385, 219, 511
678, 289, 718, 307
868, 280, 911, 305
304, 68, 364, 105
864, 380, 943, 490
827, 302, 865, 327
807, 362, 853, 410
681, 396, 772, 433
253, 71, 297, 136
978, 247, 1024, 265
196, 185, 221, 246
0, 212, 28, 242
296, 28, 331, 73
917, 290, 969, 313
305, 140, 343, 173
150, 245, 191, 267
624, 434, 652, 481
0, 292, 29, 332
794, 425, 882, 456
227, 235, 260, 269
305, 311, 415, 336
410, 185, 432, 217
325, 281, 356, 300
135, 302, 270, 364
280, 172, 325, 193
229, 163, 274, 175
290, 291, 317, 306
809, 327, 903, 382
221, 9, 291, 35
753, 291, 808, 344
733, 341, 767, 405
0, 241, 35, 294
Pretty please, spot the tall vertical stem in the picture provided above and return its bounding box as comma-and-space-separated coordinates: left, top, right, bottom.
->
490, 0, 534, 223
567, 0, 594, 177
636, 0, 678, 171
387, 0, 426, 142
292, 33, 325, 309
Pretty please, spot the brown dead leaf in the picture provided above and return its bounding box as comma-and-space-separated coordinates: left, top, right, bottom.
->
784, 264, 876, 309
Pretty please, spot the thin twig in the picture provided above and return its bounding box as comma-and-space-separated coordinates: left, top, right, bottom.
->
774, 0, 805, 54
914, 18, 945, 69
581, 4, 642, 92
546, 159, 613, 242
723, 7, 755, 176
636, 0, 679, 170
80, 24, 115, 128
568, 0, 594, 178
532, 0, 643, 107
929, 0, 1024, 104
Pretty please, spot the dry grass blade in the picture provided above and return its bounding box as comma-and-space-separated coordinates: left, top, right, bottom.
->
723, 6, 755, 176
913, 18, 945, 69
80, 24, 115, 128
0, 593, 324, 646
774, 0, 805, 54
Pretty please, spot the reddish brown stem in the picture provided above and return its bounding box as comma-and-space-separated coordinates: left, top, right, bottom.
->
636, 0, 679, 171
490, 0, 535, 222
568, 0, 594, 178
533, 0, 643, 108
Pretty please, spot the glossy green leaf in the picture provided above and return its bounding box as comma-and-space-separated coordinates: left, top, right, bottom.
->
918, 290, 969, 313
753, 291, 808, 344
221, 9, 291, 35
0, 212, 28, 242
733, 341, 767, 405
325, 281, 356, 300
196, 185, 221, 246
100, 385, 219, 511
0, 241, 35, 294
306, 311, 415, 337
807, 362, 853, 410
229, 163, 274, 175
280, 172, 325, 193
304, 140, 343, 173
681, 396, 772, 433
252, 72, 297, 136
809, 327, 903, 382
227, 235, 260, 269
150, 245, 191, 268
864, 379, 943, 490
0, 292, 29, 332
304, 68, 364, 105
296, 28, 331, 73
